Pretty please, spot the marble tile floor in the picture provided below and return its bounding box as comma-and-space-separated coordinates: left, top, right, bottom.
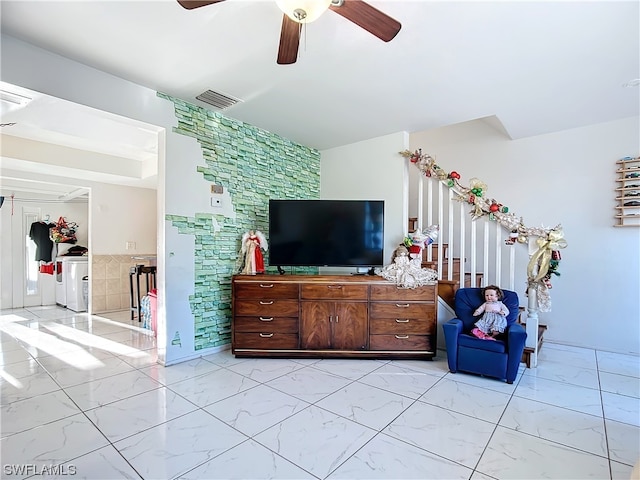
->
1, 306, 638, 480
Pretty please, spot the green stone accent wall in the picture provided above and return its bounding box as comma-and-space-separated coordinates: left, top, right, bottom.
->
160, 93, 320, 350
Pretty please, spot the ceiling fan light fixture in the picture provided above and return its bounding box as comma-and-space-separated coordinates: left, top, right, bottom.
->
276, 0, 332, 23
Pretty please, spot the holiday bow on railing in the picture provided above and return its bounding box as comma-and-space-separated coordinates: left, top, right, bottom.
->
527, 228, 568, 283
400, 148, 567, 311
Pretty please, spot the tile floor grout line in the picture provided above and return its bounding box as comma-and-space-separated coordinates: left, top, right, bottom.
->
1, 306, 638, 479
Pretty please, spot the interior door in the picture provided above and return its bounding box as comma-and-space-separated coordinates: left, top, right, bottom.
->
21, 209, 43, 307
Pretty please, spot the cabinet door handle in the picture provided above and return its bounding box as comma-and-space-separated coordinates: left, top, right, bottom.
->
259, 284, 274, 288
259, 317, 274, 322
395, 303, 410, 308
259, 301, 274, 305
335, 315, 339, 323
329, 316, 333, 323
395, 335, 409, 339
327, 285, 343, 289
395, 318, 410, 323
259, 333, 274, 338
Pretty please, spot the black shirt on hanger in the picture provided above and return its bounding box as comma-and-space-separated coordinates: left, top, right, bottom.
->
29, 221, 55, 262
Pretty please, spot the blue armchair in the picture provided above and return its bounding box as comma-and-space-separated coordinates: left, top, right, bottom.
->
443, 288, 527, 384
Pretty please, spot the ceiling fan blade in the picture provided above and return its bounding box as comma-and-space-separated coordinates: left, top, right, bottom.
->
277, 14, 302, 65
177, 0, 226, 10
330, 0, 401, 42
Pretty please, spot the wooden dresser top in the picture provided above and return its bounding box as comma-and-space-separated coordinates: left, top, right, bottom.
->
232, 274, 436, 288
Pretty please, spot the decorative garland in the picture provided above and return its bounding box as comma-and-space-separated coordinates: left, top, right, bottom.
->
400, 149, 567, 311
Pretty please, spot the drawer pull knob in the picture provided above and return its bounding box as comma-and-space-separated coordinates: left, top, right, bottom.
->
395, 303, 410, 308
327, 285, 343, 289
395, 319, 410, 323
259, 317, 274, 322
259, 333, 274, 338
259, 284, 274, 288
395, 335, 409, 339
259, 301, 274, 305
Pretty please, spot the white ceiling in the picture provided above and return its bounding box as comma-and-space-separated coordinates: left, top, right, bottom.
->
0, 82, 161, 197
1, 0, 639, 196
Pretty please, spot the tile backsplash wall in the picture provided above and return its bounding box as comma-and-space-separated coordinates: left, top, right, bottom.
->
91, 255, 156, 314
164, 93, 320, 350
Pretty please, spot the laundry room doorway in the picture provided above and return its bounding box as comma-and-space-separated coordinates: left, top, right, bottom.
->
0, 189, 90, 310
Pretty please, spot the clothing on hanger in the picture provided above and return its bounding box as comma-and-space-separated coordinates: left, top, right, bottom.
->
29, 220, 56, 262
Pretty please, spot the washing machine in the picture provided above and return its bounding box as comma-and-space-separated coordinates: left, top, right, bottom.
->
55, 256, 89, 311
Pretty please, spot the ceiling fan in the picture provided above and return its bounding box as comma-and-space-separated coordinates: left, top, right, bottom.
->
177, 0, 401, 65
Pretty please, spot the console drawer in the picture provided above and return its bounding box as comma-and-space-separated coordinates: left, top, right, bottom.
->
369, 334, 434, 351
234, 332, 299, 349
234, 282, 299, 299
301, 283, 368, 300
234, 299, 299, 316
370, 284, 436, 302
370, 317, 433, 335
370, 302, 435, 319
234, 316, 298, 333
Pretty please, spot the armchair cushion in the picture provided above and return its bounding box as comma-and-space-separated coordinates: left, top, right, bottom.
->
443, 288, 526, 383
458, 334, 508, 353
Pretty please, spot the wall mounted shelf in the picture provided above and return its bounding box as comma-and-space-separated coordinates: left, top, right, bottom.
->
615, 156, 640, 227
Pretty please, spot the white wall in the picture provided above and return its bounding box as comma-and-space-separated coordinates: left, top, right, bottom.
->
410, 116, 640, 354
320, 132, 410, 269
91, 183, 156, 255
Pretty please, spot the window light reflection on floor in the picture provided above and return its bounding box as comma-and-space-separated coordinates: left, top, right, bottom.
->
42, 322, 148, 358
0, 369, 23, 389
90, 315, 152, 334
0, 314, 34, 324
0, 321, 104, 371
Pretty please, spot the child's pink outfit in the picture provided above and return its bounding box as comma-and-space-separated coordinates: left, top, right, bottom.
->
472, 300, 509, 340
471, 327, 496, 340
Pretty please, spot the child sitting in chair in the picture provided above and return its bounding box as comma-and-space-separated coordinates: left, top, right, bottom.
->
471, 285, 509, 340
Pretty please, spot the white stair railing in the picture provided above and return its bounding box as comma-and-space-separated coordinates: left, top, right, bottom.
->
403, 149, 567, 367
418, 180, 519, 290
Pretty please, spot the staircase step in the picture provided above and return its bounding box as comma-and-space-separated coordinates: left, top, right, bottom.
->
422, 243, 449, 262
464, 273, 484, 288
422, 258, 460, 275
436, 280, 459, 310
520, 322, 548, 368
424, 259, 483, 287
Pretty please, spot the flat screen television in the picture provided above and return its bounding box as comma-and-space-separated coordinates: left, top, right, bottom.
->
268, 199, 384, 268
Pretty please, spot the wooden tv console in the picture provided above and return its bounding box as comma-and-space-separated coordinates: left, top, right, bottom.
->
232, 275, 437, 360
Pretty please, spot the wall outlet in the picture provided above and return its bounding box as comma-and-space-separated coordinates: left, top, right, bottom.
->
211, 185, 224, 194
126, 241, 136, 250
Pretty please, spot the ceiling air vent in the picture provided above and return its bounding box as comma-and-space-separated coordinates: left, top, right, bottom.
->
195, 90, 240, 110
